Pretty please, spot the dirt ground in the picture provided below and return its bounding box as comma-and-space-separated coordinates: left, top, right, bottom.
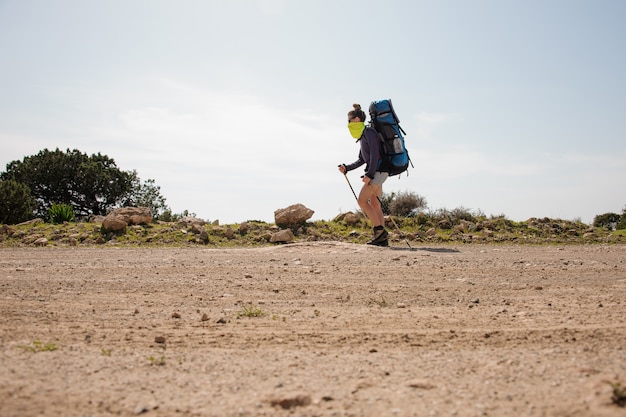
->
0, 243, 625, 417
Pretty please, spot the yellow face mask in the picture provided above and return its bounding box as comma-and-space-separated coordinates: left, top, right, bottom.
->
348, 122, 365, 139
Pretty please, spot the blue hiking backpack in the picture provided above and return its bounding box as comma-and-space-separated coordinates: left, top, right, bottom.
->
369, 99, 412, 176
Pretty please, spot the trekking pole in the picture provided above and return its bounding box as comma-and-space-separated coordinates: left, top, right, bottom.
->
370, 186, 412, 249
343, 173, 359, 202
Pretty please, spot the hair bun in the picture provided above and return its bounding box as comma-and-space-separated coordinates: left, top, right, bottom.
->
352, 103, 361, 110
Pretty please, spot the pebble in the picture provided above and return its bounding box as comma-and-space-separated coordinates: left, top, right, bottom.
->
406, 379, 435, 389
269, 394, 311, 409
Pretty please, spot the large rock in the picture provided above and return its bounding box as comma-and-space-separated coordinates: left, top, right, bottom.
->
270, 229, 294, 244
274, 204, 314, 228
102, 207, 153, 232
333, 211, 362, 226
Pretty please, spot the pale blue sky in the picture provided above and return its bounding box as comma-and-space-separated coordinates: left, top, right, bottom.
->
1, 0, 625, 224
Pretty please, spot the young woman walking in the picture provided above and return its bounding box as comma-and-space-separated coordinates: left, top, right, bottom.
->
338, 103, 389, 246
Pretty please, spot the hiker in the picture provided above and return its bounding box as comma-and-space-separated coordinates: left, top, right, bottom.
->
338, 103, 389, 246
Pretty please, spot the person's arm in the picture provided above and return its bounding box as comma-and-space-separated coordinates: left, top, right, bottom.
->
342, 152, 365, 173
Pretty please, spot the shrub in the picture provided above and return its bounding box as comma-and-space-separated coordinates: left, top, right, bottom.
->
430, 207, 483, 225
388, 191, 428, 217
0, 179, 35, 224
158, 209, 197, 223
593, 212, 621, 230
379, 193, 394, 215
381, 191, 428, 217
237, 305, 266, 318
618, 207, 626, 230
48, 203, 75, 224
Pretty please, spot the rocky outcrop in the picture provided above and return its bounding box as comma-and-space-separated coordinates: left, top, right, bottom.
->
102, 207, 152, 232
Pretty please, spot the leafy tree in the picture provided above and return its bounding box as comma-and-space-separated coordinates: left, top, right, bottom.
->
1, 148, 132, 219
0, 179, 36, 224
122, 170, 170, 219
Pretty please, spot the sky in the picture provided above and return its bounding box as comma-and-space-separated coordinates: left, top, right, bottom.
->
1, 0, 625, 225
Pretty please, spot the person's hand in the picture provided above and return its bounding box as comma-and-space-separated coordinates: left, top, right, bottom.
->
338, 164, 347, 174
362, 175, 371, 184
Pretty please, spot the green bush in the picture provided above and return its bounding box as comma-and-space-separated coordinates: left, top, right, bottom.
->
618, 208, 626, 230
158, 209, 196, 223
0, 179, 35, 224
593, 212, 621, 230
430, 207, 484, 226
381, 191, 428, 217
48, 203, 75, 224
389, 191, 427, 217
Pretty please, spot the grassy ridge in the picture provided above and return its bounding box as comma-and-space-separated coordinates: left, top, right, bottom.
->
1, 215, 625, 247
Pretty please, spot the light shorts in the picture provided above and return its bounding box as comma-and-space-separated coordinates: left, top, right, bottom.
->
370, 171, 389, 186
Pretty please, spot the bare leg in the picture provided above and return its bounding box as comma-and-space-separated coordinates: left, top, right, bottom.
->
358, 183, 384, 227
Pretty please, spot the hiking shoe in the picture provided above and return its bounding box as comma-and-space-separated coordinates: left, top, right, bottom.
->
367, 228, 388, 245
367, 238, 389, 247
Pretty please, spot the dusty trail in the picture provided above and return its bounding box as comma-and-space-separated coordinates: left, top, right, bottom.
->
1, 243, 625, 416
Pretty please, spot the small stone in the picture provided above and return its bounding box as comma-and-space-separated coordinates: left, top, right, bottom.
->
134, 405, 149, 415
217, 317, 227, 324
406, 379, 435, 389
201, 313, 209, 321
33, 237, 48, 247
154, 336, 166, 344
269, 394, 312, 409
171, 312, 181, 319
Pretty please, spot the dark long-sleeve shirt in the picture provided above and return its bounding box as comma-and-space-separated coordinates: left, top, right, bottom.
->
344, 127, 382, 179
